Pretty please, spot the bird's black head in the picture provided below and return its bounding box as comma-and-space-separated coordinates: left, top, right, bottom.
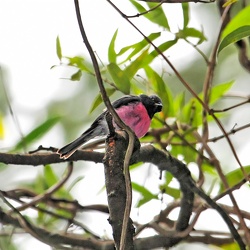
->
140, 94, 163, 119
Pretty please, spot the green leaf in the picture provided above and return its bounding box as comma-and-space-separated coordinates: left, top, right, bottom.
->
44, 165, 58, 187
107, 63, 130, 94
130, 0, 169, 30
44, 165, 72, 199
89, 88, 116, 113
182, 3, 189, 28
160, 172, 180, 199
222, 5, 250, 38
129, 161, 143, 170
144, 66, 173, 116
177, 27, 207, 45
173, 91, 186, 118
67, 56, 92, 73
132, 182, 158, 207
220, 242, 241, 250
182, 81, 234, 126
13, 116, 61, 151
164, 171, 174, 186
68, 176, 85, 192
0, 163, 7, 172
147, 39, 177, 64
160, 185, 181, 199
209, 80, 234, 105
0, 237, 17, 250
218, 26, 250, 53
146, 2, 170, 30
118, 32, 161, 63
219, 5, 250, 53
108, 29, 118, 63
124, 49, 149, 79
220, 165, 250, 192
56, 36, 62, 60
202, 163, 217, 176
70, 69, 82, 81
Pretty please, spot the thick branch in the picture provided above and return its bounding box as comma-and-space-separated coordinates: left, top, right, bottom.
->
0, 208, 114, 250
0, 150, 103, 165
137, 145, 245, 249
0, 146, 245, 249
103, 132, 139, 249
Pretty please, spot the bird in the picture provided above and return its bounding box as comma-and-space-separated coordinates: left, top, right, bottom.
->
57, 94, 162, 159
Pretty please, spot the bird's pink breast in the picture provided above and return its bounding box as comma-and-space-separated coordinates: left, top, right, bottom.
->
115, 102, 151, 138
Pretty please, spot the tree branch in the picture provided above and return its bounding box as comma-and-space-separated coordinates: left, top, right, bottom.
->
103, 131, 140, 249
0, 145, 246, 249
73, 2, 137, 249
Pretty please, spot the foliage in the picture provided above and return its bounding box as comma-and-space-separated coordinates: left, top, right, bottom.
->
219, 5, 250, 52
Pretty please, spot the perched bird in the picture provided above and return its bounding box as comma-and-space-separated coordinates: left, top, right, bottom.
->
57, 94, 162, 159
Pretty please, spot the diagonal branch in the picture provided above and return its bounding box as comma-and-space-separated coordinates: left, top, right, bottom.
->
73, 2, 136, 249
15, 162, 73, 212
137, 145, 245, 249
0, 145, 246, 249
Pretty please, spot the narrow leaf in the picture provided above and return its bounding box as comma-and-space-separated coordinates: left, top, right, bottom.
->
221, 5, 250, 39
44, 165, 58, 188
14, 117, 60, 151
147, 39, 177, 65
56, 36, 62, 60
0, 237, 17, 250
118, 32, 161, 63
177, 27, 207, 45
44, 165, 73, 199
67, 56, 92, 73
124, 49, 149, 79
144, 66, 173, 116
218, 26, 250, 53
182, 3, 189, 28
209, 80, 234, 104
160, 185, 181, 199
219, 5, 250, 53
146, 2, 170, 30
68, 176, 85, 192
130, 0, 169, 30
70, 70, 82, 81
107, 63, 130, 94
220, 165, 250, 192
108, 29, 118, 63
132, 182, 158, 207
89, 88, 116, 113
182, 81, 234, 126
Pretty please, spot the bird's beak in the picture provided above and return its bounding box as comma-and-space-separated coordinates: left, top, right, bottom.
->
155, 103, 163, 112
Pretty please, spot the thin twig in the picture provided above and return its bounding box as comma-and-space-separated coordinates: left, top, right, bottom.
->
73, 1, 136, 249
192, 127, 250, 244
212, 97, 250, 113
126, 1, 164, 18
208, 122, 250, 142
14, 162, 73, 212
0, 191, 63, 248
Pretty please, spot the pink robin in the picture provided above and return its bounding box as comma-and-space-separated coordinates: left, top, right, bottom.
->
57, 94, 162, 159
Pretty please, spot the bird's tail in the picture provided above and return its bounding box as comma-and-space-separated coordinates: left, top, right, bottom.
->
57, 130, 94, 159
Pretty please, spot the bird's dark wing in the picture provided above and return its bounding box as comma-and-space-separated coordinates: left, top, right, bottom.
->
111, 95, 141, 109
57, 95, 140, 159
57, 112, 108, 159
